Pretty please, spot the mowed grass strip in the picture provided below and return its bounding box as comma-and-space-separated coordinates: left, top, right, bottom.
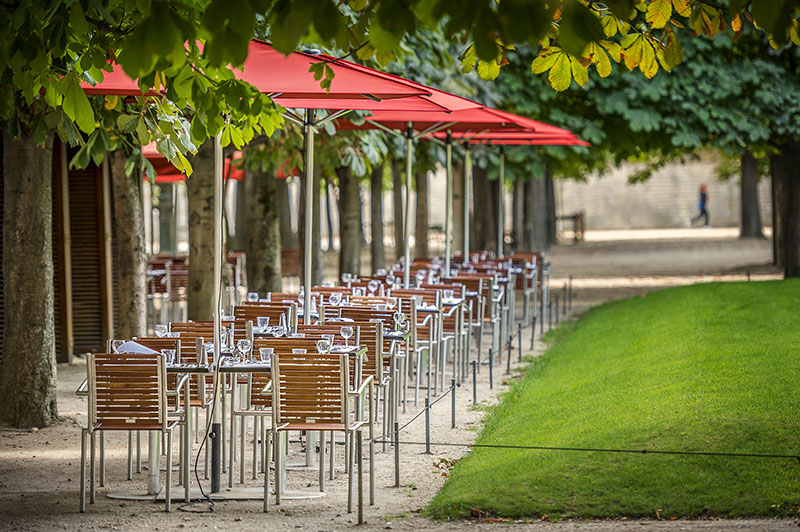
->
427, 281, 800, 519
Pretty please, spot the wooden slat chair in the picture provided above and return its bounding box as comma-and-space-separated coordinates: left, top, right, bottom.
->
509, 252, 540, 322
455, 271, 503, 358
234, 302, 296, 331
388, 290, 439, 404
269, 350, 374, 515
421, 283, 467, 386
80, 352, 184, 512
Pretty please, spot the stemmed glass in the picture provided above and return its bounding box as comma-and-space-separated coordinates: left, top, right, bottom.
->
340, 325, 354, 347
259, 348, 273, 364
111, 340, 124, 354
316, 338, 332, 354
329, 292, 342, 307
247, 291, 259, 302
257, 316, 270, 331
161, 349, 176, 365
237, 339, 252, 363
393, 312, 407, 330
154, 324, 168, 338
341, 272, 352, 284
367, 279, 380, 295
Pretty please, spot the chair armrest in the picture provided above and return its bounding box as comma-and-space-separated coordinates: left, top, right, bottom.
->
443, 305, 459, 318
419, 314, 434, 327
350, 375, 374, 397
76, 378, 88, 397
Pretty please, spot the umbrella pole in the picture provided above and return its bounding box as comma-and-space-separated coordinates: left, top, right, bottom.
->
463, 146, 471, 266
497, 147, 505, 258
444, 132, 452, 277
211, 132, 223, 493
303, 110, 315, 324
403, 123, 413, 289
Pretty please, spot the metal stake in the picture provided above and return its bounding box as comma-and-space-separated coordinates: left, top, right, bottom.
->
424, 398, 431, 454
394, 422, 400, 487
517, 323, 522, 362
506, 336, 512, 374
471, 361, 477, 406
489, 348, 494, 390
450, 378, 456, 428
548, 301, 553, 331
555, 295, 560, 325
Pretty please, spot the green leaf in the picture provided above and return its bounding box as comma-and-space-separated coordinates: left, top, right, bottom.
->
548, 52, 572, 92
558, 1, 605, 57
476, 58, 501, 81
570, 55, 589, 86
459, 44, 478, 74
117, 114, 139, 133
603, 0, 636, 20
61, 73, 95, 134
646, 0, 673, 29
369, 15, 402, 54
532, 47, 562, 74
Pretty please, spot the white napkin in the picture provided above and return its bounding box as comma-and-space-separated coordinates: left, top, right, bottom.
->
117, 341, 159, 354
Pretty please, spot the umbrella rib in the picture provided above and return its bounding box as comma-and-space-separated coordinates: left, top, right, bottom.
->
314, 109, 353, 127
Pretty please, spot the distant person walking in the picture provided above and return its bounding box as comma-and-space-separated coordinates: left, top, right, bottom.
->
690, 184, 710, 227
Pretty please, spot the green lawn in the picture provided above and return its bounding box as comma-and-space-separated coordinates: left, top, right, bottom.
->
427, 281, 800, 520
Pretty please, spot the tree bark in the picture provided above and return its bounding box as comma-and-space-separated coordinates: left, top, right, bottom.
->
530, 175, 551, 251
227, 178, 247, 252
740, 151, 764, 239
471, 165, 497, 252
324, 176, 336, 251
157, 182, 176, 255
338, 166, 361, 275
187, 141, 215, 321
276, 177, 296, 249
545, 169, 557, 245
0, 131, 57, 428
244, 164, 282, 294
771, 141, 800, 277
523, 178, 535, 251
391, 159, 404, 260
452, 159, 464, 256
109, 150, 146, 339
370, 165, 385, 273
511, 178, 524, 251
414, 170, 429, 259
771, 154, 786, 267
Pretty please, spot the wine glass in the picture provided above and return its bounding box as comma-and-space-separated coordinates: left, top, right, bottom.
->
154, 324, 168, 338
247, 291, 259, 302
376, 268, 387, 276
257, 316, 270, 331
161, 349, 176, 365
111, 340, 124, 354
444, 288, 455, 300
322, 333, 335, 347
237, 339, 252, 362
259, 348, 273, 364
393, 312, 406, 330
273, 324, 287, 338
316, 338, 331, 354
353, 287, 364, 297
292, 348, 307, 354
367, 279, 379, 294
329, 292, 342, 306
340, 325, 354, 347
341, 272, 352, 284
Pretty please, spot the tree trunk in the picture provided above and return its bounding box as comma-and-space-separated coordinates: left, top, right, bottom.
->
0, 131, 57, 428
109, 150, 146, 339
452, 159, 464, 256
414, 170, 429, 259
523, 178, 535, 251
530, 175, 551, 251
740, 151, 764, 239
277, 177, 296, 249
545, 169, 557, 245
771, 154, 786, 267
391, 159, 404, 260
511, 178, 524, 251
471, 165, 497, 252
324, 176, 336, 251
187, 141, 215, 321
157, 182, 176, 255
244, 165, 282, 294
370, 165, 385, 273
771, 141, 800, 277
338, 166, 361, 275
227, 179, 247, 252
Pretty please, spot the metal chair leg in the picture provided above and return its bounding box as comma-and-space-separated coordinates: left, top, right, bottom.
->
165, 429, 173, 512
263, 428, 271, 512
90, 431, 96, 504
319, 430, 326, 492
80, 428, 88, 513
127, 431, 133, 481
274, 431, 282, 506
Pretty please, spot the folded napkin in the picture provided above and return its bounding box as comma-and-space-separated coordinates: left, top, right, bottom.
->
117, 341, 159, 354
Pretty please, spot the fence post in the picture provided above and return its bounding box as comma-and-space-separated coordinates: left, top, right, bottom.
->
568, 275, 573, 310
539, 296, 544, 336
517, 323, 522, 362
555, 295, 560, 325
424, 398, 431, 454
530, 316, 536, 349
548, 301, 553, 331
472, 361, 477, 406
506, 335, 512, 374
394, 422, 400, 487
451, 379, 456, 428
489, 348, 494, 390
563, 282, 568, 316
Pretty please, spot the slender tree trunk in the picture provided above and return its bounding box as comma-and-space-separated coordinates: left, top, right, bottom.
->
0, 131, 57, 428
771, 141, 800, 277
109, 150, 146, 339
452, 159, 464, 256
771, 155, 786, 267
740, 151, 764, 239
370, 165, 385, 273
158, 182, 176, 255
391, 159, 404, 260
545, 169, 557, 245
530, 175, 550, 251
523, 178, 535, 251
324, 176, 336, 251
414, 170, 429, 259
338, 166, 361, 275
276, 178, 296, 249
244, 165, 282, 294
187, 141, 215, 321
471, 165, 496, 252
511, 178, 524, 251
227, 179, 247, 252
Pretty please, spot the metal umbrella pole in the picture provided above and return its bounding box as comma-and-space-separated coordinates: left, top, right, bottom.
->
303, 109, 315, 324
497, 146, 505, 258
444, 131, 453, 276
211, 132, 223, 493
403, 123, 414, 288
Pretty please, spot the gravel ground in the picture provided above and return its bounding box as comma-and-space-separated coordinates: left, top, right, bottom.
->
0, 229, 794, 531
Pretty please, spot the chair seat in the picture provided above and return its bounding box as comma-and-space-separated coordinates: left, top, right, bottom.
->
92, 420, 180, 432
277, 422, 346, 432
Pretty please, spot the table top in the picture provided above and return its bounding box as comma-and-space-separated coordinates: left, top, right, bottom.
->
384, 329, 411, 341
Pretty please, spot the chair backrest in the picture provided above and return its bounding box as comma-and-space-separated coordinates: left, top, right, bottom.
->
271, 351, 348, 427
88, 352, 166, 430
